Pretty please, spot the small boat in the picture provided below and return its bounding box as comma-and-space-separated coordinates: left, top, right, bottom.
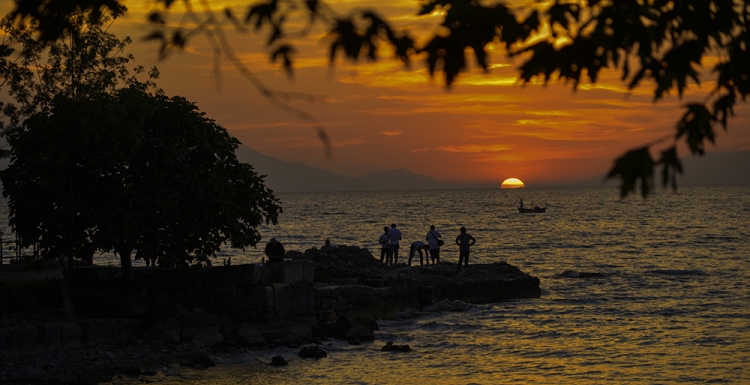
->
519, 206, 546, 213
518, 199, 546, 213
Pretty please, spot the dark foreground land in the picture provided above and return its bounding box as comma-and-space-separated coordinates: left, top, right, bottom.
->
0, 246, 540, 384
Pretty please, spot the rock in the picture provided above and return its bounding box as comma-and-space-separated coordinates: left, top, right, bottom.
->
286, 246, 383, 283
143, 319, 183, 343
270, 355, 288, 366
143, 328, 180, 343
116, 293, 152, 318
298, 345, 328, 359
381, 341, 412, 352
236, 324, 266, 346
330, 315, 377, 341
190, 330, 224, 347
179, 352, 216, 368
183, 308, 221, 330
255, 321, 312, 345
149, 300, 186, 321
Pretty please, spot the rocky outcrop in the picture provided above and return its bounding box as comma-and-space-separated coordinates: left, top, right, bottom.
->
1, 246, 541, 358
287, 246, 384, 283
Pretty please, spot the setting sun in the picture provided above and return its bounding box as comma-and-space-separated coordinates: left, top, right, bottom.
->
501, 178, 525, 188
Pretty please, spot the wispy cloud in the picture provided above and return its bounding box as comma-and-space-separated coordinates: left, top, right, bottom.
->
438, 144, 512, 153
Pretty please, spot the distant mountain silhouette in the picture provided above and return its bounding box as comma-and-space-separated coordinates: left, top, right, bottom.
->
235, 145, 494, 192
566, 150, 750, 187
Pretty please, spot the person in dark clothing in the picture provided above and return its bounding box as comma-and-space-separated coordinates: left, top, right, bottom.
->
455, 227, 476, 272
264, 238, 286, 264
379, 226, 390, 264
426, 225, 442, 264
409, 241, 429, 266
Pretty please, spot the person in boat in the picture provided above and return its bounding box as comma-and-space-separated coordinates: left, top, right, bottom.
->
519, 198, 524, 209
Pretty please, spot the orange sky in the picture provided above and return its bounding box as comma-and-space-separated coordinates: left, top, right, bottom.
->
3, 1, 749, 185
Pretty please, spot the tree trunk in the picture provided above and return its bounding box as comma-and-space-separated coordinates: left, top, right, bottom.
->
61, 278, 77, 321
117, 247, 133, 282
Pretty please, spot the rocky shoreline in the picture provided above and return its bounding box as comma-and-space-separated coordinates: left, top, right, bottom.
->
0, 246, 541, 384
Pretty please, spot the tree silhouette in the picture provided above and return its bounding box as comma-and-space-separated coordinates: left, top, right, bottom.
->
4, 0, 749, 197
0, 14, 281, 280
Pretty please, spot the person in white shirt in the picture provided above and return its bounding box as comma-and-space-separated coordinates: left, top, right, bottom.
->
388, 223, 402, 264
426, 225, 443, 264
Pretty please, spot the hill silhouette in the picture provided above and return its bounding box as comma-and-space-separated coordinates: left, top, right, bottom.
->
234, 145, 495, 192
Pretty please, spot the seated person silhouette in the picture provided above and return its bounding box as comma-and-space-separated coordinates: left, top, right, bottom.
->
264, 238, 286, 264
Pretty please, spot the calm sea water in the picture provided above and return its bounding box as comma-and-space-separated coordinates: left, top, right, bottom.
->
4, 186, 749, 384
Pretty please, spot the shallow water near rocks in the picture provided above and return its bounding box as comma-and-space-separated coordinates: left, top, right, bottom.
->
24, 185, 748, 384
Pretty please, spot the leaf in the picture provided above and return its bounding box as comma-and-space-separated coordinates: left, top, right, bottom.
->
658, 146, 682, 190
327, 19, 363, 63
224, 8, 236, 21
245, 2, 277, 30
675, 103, 715, 155
142, 31, 165, 42
266, 21, 283, 46
712, 91, 736, 130
270, 44, 296, 79
172, 30, 186, 49
147, 11, 166, 26
606, 147, 655, 198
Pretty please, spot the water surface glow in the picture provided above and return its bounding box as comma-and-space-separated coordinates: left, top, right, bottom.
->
14, 185, 743, 384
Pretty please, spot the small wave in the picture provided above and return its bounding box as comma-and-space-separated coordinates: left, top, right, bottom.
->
652, 269, 705, 276
423, 299, 472, 312
558, 270, 605, 278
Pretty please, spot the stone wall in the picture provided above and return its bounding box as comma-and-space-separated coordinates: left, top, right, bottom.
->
0, 259, 541, 356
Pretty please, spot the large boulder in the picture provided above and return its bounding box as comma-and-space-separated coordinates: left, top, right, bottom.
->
286, 246, 384, 283
143, 319, 182, 343
189, 330, 224, 347
329, 315, 377, 341
255, 321, 312, 345
236, 323, 267, 346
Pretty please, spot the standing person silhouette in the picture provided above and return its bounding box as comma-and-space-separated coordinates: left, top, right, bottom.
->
426, 225, 442, 264
388, 223, 402, 265
379, 226, 390, 264
455, 227, 476, 272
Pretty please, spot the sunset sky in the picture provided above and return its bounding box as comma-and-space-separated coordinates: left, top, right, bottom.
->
3, 0, 749, 185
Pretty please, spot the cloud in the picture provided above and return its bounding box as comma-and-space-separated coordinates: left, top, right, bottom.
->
382, 131, 403, 136
438, 144, 512, 153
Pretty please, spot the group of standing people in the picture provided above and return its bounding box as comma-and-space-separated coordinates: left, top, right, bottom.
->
264, 224, 477, 272
379, 224, 476, 271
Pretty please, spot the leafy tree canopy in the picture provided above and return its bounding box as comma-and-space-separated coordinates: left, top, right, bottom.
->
4, 0, 750, 197
0, 13, 281, 278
